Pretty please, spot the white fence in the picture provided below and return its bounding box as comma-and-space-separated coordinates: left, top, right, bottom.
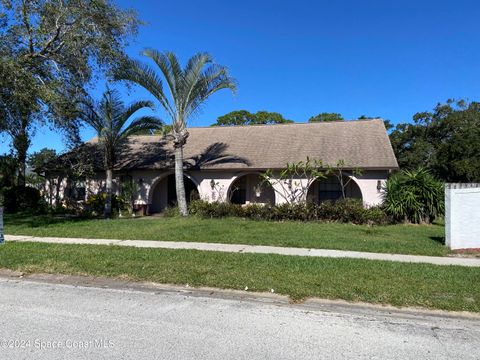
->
445, 183, 480, 250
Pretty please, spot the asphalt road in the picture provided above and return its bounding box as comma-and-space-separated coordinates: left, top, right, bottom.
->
0, 276, 479, 360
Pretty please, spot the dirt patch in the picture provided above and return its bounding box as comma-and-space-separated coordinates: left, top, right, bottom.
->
451, 248, 480, 257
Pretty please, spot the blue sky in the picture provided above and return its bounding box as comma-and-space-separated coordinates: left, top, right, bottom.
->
1, 0, 480, 155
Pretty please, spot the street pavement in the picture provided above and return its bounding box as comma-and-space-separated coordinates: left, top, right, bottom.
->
0, 276, 479, 360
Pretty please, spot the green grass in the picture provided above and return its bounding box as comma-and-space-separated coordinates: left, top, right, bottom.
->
4, 214, 447, 256
0, 242, 477, 312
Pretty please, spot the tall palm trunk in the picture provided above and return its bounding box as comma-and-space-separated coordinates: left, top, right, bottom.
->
174, 146, 188, 216
104, 168, 113, 218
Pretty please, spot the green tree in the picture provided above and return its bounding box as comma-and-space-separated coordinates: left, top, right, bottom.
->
308, 112, 344, 122
212, 110, 293, 126
0, 60, 42, 186
27, 147, 58, 190
0, 0, 140, 186
79, 88, 163, 218
390, 100, 480, 182
28, 148, 58, 173
120, 50, 237, 216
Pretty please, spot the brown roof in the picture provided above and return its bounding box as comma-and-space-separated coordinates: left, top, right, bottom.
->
82, 119, 398, 171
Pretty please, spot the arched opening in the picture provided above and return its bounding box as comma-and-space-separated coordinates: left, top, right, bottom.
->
150, 174, 199, 213
228, 173, 275, 205
306, 175, 362, 204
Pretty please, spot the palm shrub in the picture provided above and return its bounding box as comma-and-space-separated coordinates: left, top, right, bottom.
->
79, 88, 163, 218
383, 168, 444, 224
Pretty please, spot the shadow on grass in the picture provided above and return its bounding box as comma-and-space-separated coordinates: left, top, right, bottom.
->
4, 213, 92, 228
430, 236, 446, 245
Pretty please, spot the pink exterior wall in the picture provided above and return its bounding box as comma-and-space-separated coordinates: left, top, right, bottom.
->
46, 169, 389, 210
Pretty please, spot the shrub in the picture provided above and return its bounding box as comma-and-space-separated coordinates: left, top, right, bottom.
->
163, 206, 180, 217
85, 193, 120, 217
188, 199, 391, 225
2, 185, 44, 214
383, 168, 444, 224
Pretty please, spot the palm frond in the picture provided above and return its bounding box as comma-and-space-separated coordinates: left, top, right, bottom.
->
80, 87, 161, 169
118, 100, 155, 129
143, 49, 180, 105
120, 59, 175, 119
182, 53, 213, 113
121, 116, 164, 138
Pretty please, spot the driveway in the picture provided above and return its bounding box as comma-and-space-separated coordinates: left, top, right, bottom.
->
0, 275, 478, 359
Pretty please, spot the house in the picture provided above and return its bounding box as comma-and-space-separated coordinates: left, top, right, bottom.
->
44, 119, 398, 214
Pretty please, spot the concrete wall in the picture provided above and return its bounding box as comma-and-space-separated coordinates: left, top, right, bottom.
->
354, 171, 389, 207
445, 183, 480, 250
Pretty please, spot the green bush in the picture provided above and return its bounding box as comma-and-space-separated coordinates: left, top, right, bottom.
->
383, 168, 444, 224
188, 199, 391, 225
2, 185, 44, 214
85, 193, 120, 217
163, 206, 181, 217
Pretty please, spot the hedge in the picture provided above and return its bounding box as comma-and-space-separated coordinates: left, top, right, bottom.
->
184, 199, 391, 225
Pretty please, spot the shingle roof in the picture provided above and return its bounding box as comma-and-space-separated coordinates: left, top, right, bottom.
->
57, 119, 398, 171
84, 119, 398, 171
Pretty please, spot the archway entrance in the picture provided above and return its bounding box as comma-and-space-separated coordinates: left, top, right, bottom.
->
228, 174, 275, 205
150, 174, 199, 213
306, 175, 362, 204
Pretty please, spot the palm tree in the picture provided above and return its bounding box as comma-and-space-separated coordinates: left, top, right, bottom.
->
80, 88, 163, 218
120, 50, 237, 216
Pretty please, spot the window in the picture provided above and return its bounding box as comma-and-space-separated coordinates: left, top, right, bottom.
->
318, 180, 343, 202
67, 179, 86, 201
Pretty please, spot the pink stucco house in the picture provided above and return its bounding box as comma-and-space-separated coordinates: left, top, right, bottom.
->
45, 119, 398, 214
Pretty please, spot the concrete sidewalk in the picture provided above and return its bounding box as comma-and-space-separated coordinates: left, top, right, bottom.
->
5, 234, 480, 267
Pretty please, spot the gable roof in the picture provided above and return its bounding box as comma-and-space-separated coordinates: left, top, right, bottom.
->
68, 119, 399, 172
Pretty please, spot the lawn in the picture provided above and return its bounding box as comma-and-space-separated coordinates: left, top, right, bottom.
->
4, 214, 447, 256
0, 242, 477, 312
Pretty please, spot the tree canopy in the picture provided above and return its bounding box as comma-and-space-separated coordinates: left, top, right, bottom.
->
212, 110, 293, 126
28, 148, 57, 174
0, 0, 140, 184
308, 112, 344, 122
390, 99, 480, 182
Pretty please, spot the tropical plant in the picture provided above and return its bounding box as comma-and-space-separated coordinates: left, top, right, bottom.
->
119, 177, 139, 215
79, 88, 163, 218
120, 50, 237, 216
262, 158, 327, 204
383, 168, 444, 224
